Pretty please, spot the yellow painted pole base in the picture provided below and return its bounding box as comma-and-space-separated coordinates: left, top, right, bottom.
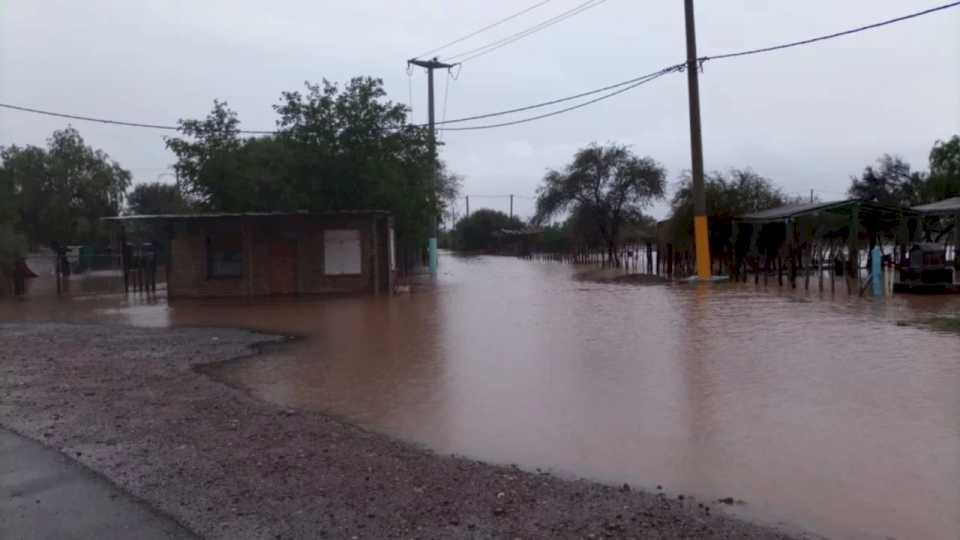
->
694, 215, 711, 279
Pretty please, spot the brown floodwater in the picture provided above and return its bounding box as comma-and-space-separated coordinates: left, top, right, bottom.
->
2, 254, 959, 540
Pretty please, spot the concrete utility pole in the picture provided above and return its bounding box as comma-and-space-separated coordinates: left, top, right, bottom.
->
465, 195, 470, 217
509, 194, 514, 220
683, 0, 711, 280
408, 56, 455, 275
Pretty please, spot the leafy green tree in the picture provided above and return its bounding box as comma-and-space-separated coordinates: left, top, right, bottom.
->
848, 154, 926, 206
0, 127, 130, 247
127, 182, 193, 215
926, 135, 960, 201
165, 100, 246, 210
451, 209, 525, 251
533, 143, 666, 264
666, 168, 794, 265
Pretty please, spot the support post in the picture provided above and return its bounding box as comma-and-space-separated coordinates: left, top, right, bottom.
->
509, 194, 514, 220
408, 57, 455, 276
847, 203, 860, 295
871, 245, 883, 297
954, 214, 959, 271
684, 0, 711, 280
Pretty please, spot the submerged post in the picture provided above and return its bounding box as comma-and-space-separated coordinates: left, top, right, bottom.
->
871, 245, 882, 297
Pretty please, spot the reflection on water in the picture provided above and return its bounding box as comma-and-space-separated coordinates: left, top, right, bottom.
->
2, 254, 959, 540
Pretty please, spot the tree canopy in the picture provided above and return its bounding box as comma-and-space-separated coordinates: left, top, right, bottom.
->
927, 135, 960, 200
0, 127, 131, 247
664, 168, 795, 257
450, 209, 525, 252
533, 143, 666, 262
126, 182, 193, 215
847, 154, 926, 206
847, 138, 960, 206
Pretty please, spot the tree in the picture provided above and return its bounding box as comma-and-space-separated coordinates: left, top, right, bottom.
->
165, 100, 246, 211
926, 135, 960, 201
0, 127, 131, 247
533, 143, 666, 264
451, 209, 525, 252
127, 182, 193, 215
666, 169, 794, 266
848, 154, 926, 206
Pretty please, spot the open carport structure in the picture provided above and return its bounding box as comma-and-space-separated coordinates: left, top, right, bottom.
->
732, 200, 918, 293
912, 197, 960, 268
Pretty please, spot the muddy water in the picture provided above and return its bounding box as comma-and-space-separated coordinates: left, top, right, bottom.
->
2, 254, 959, 540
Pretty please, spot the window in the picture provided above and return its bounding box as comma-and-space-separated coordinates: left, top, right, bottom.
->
324, 229, 362, 275
207, 233, 243, 278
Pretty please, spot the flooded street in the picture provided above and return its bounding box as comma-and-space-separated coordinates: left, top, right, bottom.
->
3, 253, 959, 540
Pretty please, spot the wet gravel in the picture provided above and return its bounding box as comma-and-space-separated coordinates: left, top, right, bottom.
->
0, 322, 801, 539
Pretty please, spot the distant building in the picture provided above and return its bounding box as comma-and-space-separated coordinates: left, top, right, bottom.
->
106, 211, 395, 298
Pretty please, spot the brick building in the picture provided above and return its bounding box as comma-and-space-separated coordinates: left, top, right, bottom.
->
107, 211, 395, 298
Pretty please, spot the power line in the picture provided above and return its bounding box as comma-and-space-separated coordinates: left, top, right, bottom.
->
0, 103, 277, 135
436, 64, 682, 126
3, 1, 958, 135
439, 66, 681, 131
441, 69, 452, 123
702, 0, 960, 61
412, 0, 553, 60
439, 0, 960, 130
444, 0, 611, 64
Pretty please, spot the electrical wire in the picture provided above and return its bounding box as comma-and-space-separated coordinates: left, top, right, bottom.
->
436, 63, 683, 126
3, 1, 958, 134
444, 0, 611, 63
441, 69, 452, 123
407, 64, 415, 120
439, 66, 680, 131
438, 0, 960, 130
412, 0, 553, 60
0, 103, 277, 135
702, 0, 960, 61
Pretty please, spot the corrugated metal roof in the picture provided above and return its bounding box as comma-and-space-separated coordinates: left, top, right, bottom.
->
739, 200, 850, 222
739, 199, 916, 222
912, 197, 960, 216
103, 210, 390, 222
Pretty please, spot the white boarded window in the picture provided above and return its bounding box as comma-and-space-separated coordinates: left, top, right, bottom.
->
324, 229, 362, 275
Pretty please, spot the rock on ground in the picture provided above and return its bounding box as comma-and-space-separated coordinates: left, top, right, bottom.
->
0, 322, 799, 539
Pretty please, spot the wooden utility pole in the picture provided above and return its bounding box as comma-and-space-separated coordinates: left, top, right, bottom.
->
408, 57, 455, 275
683, 0, 711, 280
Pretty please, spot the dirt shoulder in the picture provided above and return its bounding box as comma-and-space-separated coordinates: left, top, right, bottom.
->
0, 322, 798, 539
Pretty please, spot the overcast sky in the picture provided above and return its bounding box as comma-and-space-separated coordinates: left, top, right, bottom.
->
2, 0, 958, 220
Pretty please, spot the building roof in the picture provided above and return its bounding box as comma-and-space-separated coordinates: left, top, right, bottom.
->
912, 197, 960, 216
103, 210, 390, 222
738, 199, 916, 223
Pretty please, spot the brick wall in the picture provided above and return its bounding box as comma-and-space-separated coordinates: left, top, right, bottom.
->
167, 214, 393, 298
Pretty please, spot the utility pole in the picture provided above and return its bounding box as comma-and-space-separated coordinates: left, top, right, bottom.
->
509, 194, 514, 220
810, 189, 815, 203
465, 195, 470, 217
683, 0, 711, 280
408, 56, 455, 275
